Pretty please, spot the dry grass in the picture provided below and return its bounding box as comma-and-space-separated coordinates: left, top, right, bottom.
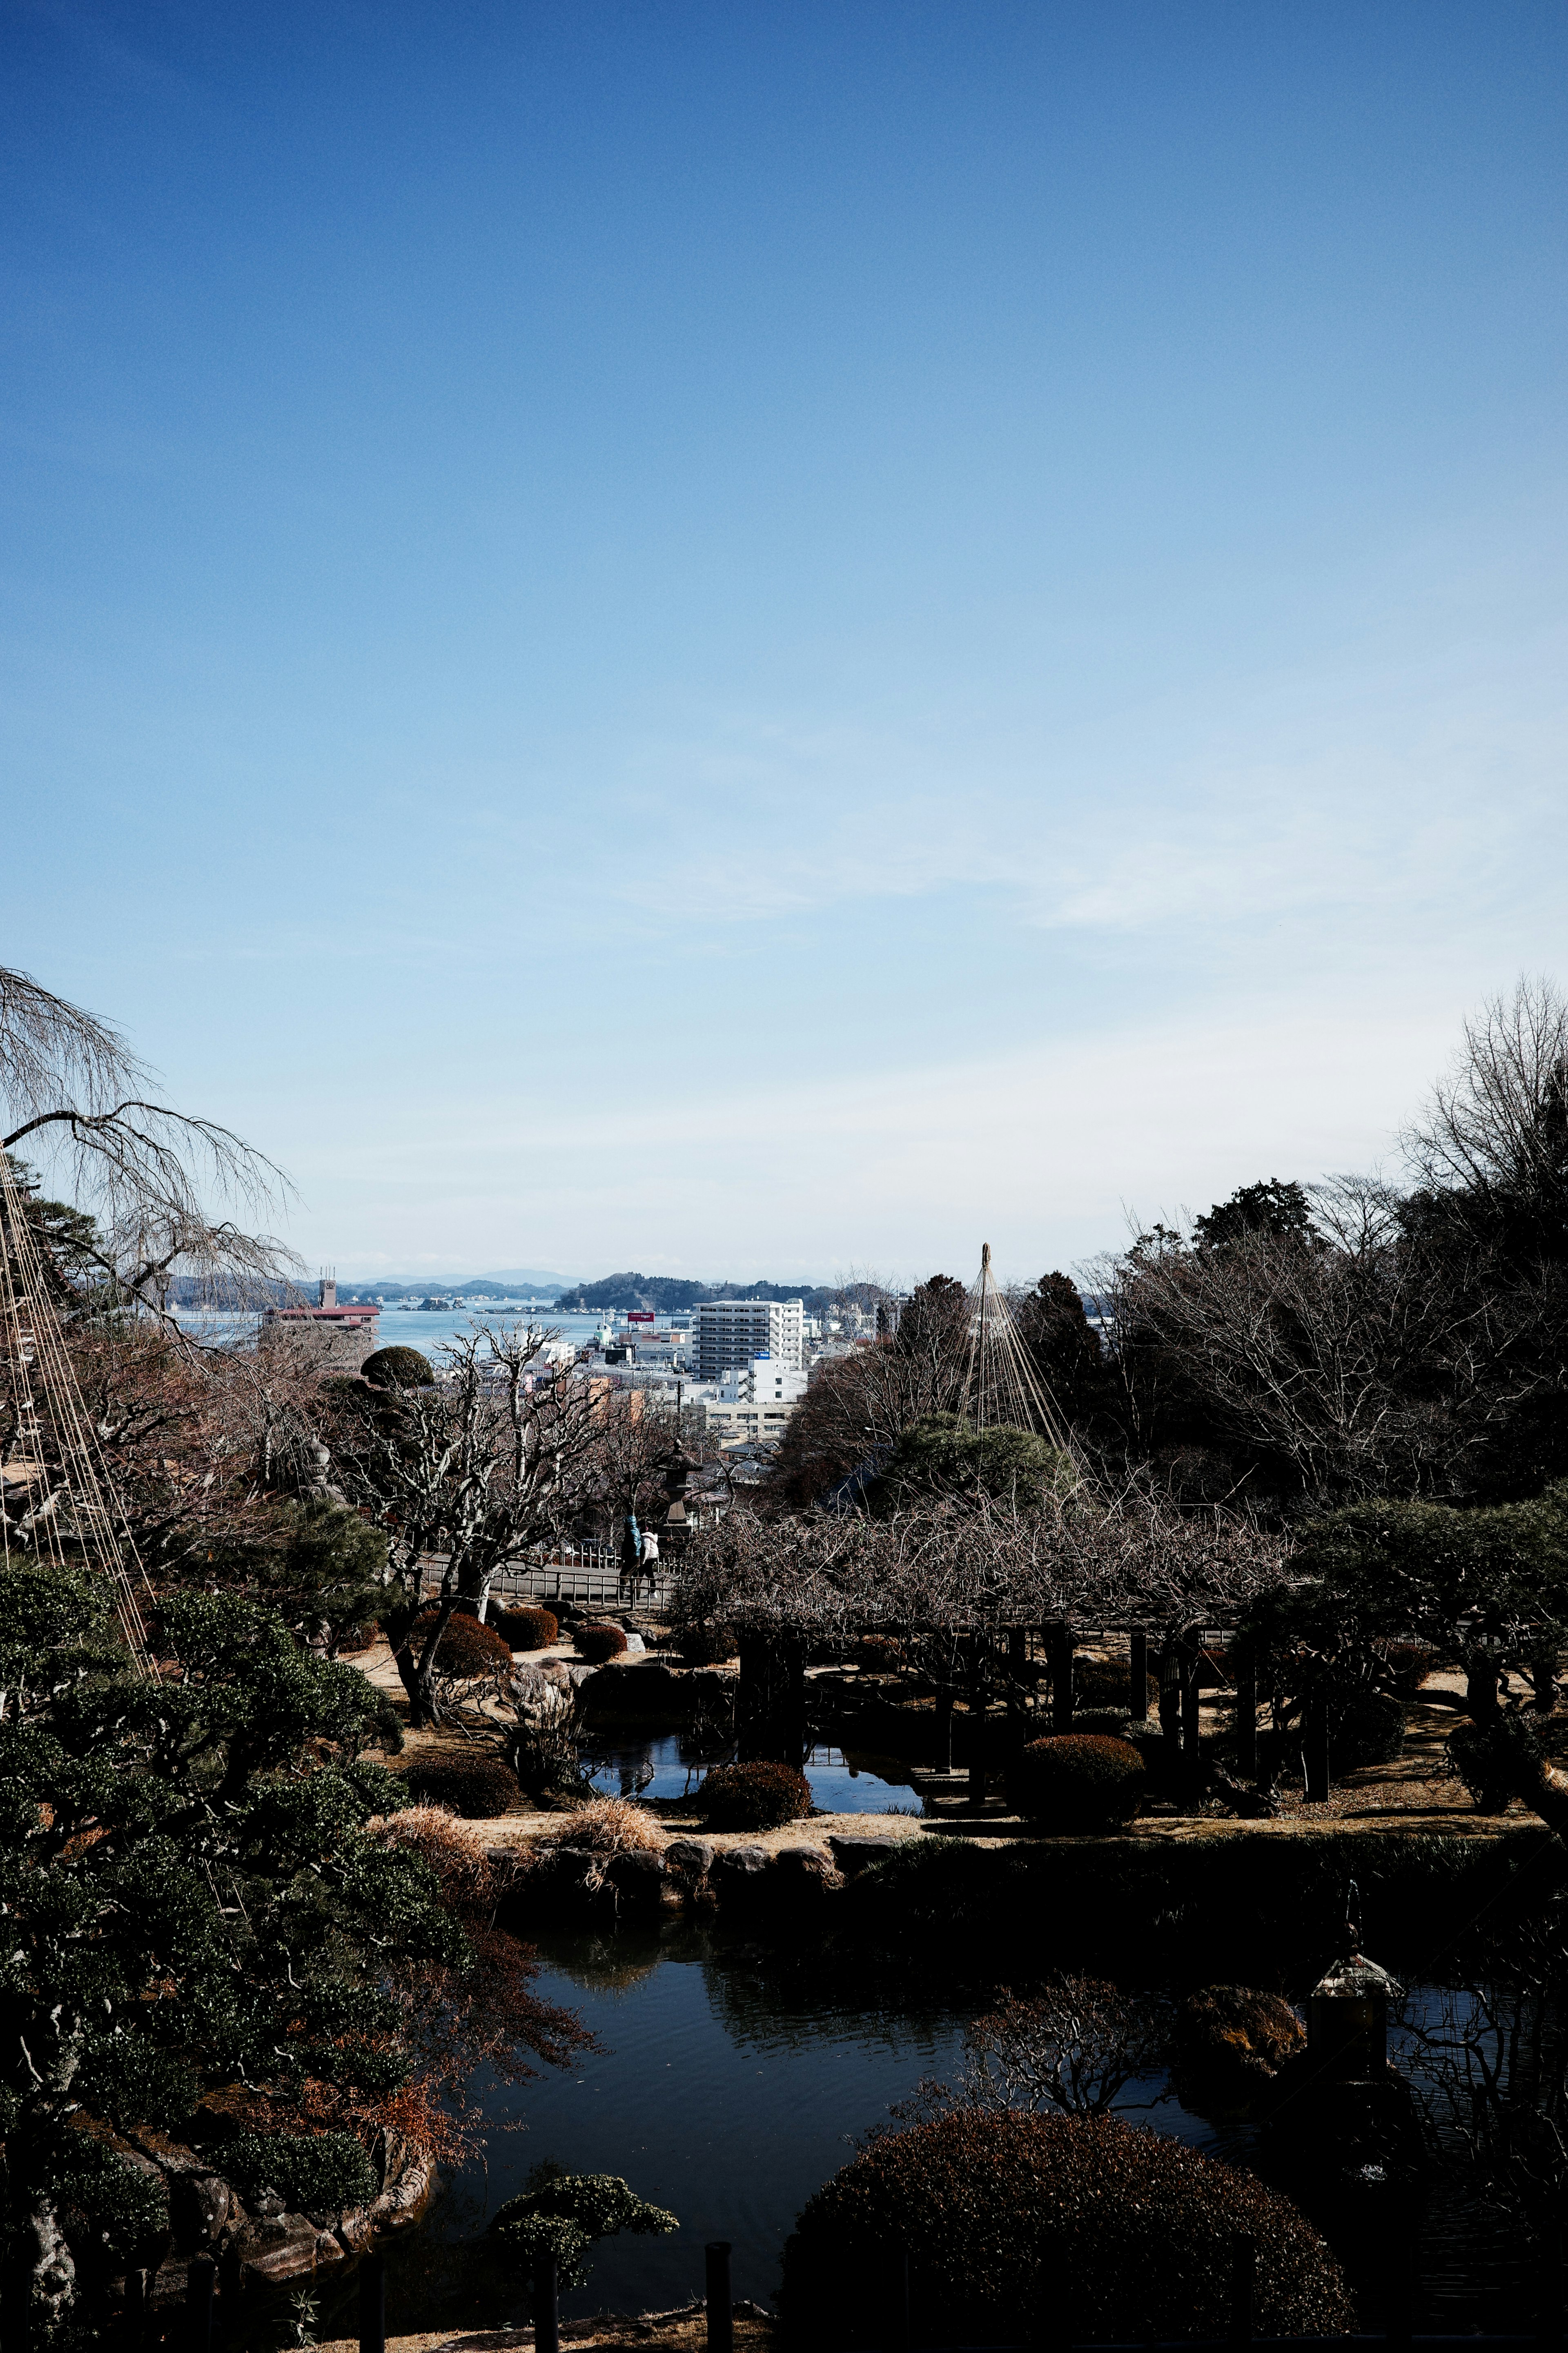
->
535, 1796, 667, 1856
363, 1804, 518, 1908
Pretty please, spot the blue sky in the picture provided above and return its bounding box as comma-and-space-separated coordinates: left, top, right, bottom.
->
4, 1, 1565, 1283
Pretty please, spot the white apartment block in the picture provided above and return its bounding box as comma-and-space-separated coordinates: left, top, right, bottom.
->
696, 1297, 803, 1379
717, 1353, 809, 1406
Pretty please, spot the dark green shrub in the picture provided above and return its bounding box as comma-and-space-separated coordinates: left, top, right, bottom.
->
1386, 1642, 1439, 1695
1328, 1687, 1406, 1769
674, 1622, 739, 1665
1013, 1735, 1145, 1833
855, 1635, 904, 1674
576, 1622, 628, 1664
398, 1752, 522, 1817
220, 2130, 376, 2217
700, 1760, 813, 1830
492, 2160, 677, 2303
780, 2109, 1351, 2346
1448, 1714, 1537, 1812
1071, 1659, 1158, 1711
495, 1604, 559, 1651
361, 1345, 435, 1390
411, 1607, 514, 1678
1069, 1707, 1135, 1738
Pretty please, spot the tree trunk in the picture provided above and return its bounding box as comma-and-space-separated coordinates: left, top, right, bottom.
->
408, 1593, 461, 1729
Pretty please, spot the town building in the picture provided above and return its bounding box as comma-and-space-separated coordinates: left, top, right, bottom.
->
695, 1297, 803, 1380
260, 1277, 380, 1372
717, 1353, 808, 1407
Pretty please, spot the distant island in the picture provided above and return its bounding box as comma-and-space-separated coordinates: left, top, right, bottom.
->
552, 1272, 838, 1313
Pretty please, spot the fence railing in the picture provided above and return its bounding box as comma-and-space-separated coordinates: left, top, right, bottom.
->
419, 1547, 674, 1612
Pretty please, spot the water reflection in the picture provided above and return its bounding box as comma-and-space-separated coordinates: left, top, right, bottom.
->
580, 1729, 923, 1816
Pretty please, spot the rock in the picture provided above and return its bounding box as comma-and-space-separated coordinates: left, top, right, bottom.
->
232, 2211, 323, 2287
606, 1849, 666, 1909
624, 1631, 646, 1654
827, 1834, 899, 1874
508, 1663, 573, 1731
664, 1837, 715, 1874
773, 1845, 843, 1896
169, 2170, 232, 2251
710, 1843, 772, 1895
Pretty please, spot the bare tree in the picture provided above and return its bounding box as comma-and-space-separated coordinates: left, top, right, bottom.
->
331, 1322, 609, 1725
893, 1981, 1171, 2125
0, 964, 299, 1323
1405, 976, 1568, 1237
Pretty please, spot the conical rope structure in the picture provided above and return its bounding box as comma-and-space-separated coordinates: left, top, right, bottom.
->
0, 1147, 152, 1669
960, 1241, 1074, 1452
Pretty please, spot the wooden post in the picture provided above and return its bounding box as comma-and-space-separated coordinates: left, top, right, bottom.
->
358, 2251, 386, 2353
1304, 1696, 1331, 1802
935, 1690, 954, 1772
1235, 1660, 1258, 1778
1181, 1641, 1203, 1787
533, 2252, 561, 2353
1049, 1624, 1074, 1732
1129, 1630, 1149, 1721
187, 2256, 216, 2353
705, 2241, 734, 2353
967, 1638, 986, 1804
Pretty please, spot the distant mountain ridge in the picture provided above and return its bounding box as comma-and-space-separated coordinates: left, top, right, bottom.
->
554, 1271, 836, 1312
338, 1269, 570, 1297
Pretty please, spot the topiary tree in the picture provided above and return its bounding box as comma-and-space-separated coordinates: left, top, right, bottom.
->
862, 1413, 1073, 1517
398, 1752, 523, 1818
410, 1605, 515, 1680
699, 1759, 813, 1830
495, 1603, 559, 1651
491, 2160, 677, 2305
781, 2109, 1352, 2346
361, 1345, 436, 1391
1013, 1734, 1145, 1833
575, 1622, 628, 1664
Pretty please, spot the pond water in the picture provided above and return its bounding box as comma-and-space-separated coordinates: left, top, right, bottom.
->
579, 1732, 924, 1816
371, 1924, 1244, 2337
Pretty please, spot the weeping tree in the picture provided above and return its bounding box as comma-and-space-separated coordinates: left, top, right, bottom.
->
0, 964, 301, 1324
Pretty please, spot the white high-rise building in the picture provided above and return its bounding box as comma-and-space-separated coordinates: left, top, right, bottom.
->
696, 1297, 803, 1379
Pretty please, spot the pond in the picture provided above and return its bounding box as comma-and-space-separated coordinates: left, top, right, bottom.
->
579, 1731, 927, 1816
368, 1922, 1249, 2337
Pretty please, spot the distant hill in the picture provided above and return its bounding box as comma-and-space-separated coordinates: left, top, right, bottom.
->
554, 1272, 837, 1313
336, 1270, 569, 1299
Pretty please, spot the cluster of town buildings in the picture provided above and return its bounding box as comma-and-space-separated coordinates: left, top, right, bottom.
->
261, 1283, 893, 1455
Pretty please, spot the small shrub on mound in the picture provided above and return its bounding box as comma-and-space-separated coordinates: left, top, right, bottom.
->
1328, 1687, 1406, 1769
220, 2130, 377, 2218
411, 1608, 515, 1678
495, 1604, 559, 1651
1014, 1735, 1145, 1834
537, 1796, 666, 1856
576, 1622, 628, 1663
700, 1760, 813, 1831
398, 1752, 522, 1818
674, 1622, 739, 1665
361, 1345, 435, 1391
781, 2109, 1351, 2347
1071, 1659, 1158, 1712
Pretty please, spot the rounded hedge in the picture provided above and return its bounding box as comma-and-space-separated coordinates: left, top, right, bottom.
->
699, 1759, 813, 1831
1071, 1659, 1159, 1712
397, 1752, 522, 1818
674, 1622, 739, 1666
495, 1604, 559, 1651
411, 1607, 515, 1679
781, 2109, 1351, 2347
362, 1345, 436, 1391
576, 1622, 629, 1664
1013, 1734, 1145, 1834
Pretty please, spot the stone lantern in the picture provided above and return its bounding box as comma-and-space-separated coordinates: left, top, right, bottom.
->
1309, 1950, 1403, 2082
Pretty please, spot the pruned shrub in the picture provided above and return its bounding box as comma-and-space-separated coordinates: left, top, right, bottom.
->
495, 1604, 559, 1651
1328, 1687, 1406, 1769
1385, 1642, 1439, 1696
1013, 1735, 1145, 1834
220, 2130, 377, 2219
855, 1635, 904, 1674
780, 2109, 1351, 2346
361, 1345, 435, 1392
1068, 1707, 1135, 1738
336, 1620, 380, 1655
576, 1622, 628, 1664
1071, 1659, 1158, 1712
700, 1760, 813, 1831
397, 1752, 522, 1818
410, 1608, 514, 1679
674, 1622, 739, 1666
